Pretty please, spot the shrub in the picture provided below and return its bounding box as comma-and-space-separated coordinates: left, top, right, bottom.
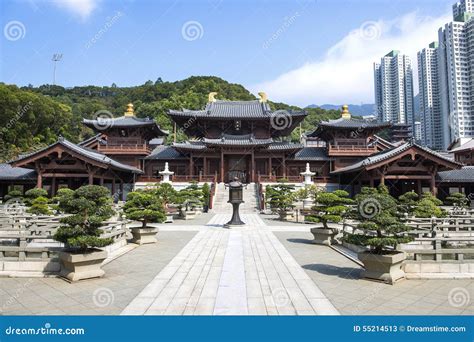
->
398, 191, 419, 217
27, 196, 51, 215
445, 192, 469, 209
414, 192, 446, 218
306, 190, 353, 228
343, 185, 412, 254
4, 189, 23, 201
202, 183, 210, 208
154, 182, 178, 209
124, 190, 166, 228
53, 185, 114, 252
25, 188, 48, 201
265, 184, 296, 216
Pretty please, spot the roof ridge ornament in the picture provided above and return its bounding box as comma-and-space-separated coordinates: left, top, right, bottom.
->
124, 103, 134, 117
258, 92, 268, 103
208, 92, 218, 102
341, 104, 351, 119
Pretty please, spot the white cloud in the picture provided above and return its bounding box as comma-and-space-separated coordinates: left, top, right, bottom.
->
251, 11, 451, 107
52, 0, 100, 20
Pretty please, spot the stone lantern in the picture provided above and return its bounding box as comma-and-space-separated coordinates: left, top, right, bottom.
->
300, 163, 316, 209
225, 177, 245, 227
159, 162, 174, 183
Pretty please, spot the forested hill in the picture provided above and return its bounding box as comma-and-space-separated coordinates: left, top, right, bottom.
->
0, 76, 341, 162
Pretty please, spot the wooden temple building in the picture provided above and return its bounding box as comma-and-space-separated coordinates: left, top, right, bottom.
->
0, 94, 472, 200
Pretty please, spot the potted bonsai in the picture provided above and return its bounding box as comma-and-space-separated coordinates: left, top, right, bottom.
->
124, 190, 166, 244
154, 183, 178, 222
201, 183, 211, 212
53, 185, 114, 281
306, 190, 353, 245
344, 185, 412, 284
265, 183, 296, 221
176, 183, 205, 219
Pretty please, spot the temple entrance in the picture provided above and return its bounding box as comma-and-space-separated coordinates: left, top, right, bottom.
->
225, 155, 249, 183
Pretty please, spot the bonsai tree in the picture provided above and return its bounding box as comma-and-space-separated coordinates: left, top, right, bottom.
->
24, 188, 48, 205
176, 183, 205, 210
53, 188, 75, 212
398, 191, 419, 217
4, 189, 23, 201
123, 190, 166, 228
201, 183, 211, 211
306, 190, 354, 228
53, 185, 114, 252
344, 185, 412, 254
153, 183, 177, 210
27, 196, 51, 215
295, 184, 320, 202
445, 192, 469, 212
414, 192, 446, 218
265, 183, 296, 218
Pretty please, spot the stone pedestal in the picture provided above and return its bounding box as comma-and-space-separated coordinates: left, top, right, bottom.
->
130, 227, 158, 245
58, 249, 107, 282
159, 162, 174, 183
310, 227, 338, 245
358, 251, 406, 284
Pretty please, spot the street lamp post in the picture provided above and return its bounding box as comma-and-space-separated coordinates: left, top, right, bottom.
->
52, 53, 63, 85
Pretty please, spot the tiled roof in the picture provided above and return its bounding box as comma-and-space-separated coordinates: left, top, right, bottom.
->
169, 100, 306, 119
331, 140, 461, 174
0, 163, 36, 181
78, 134, 107, 146
149, 137, 165, 146
290, 147, 330, 161
450, 138, 474, 152
13, 138, 142, 174
145, 146, 187, 160
83, 116, 168, 136
437, 166, 474, 183
172, 141, 207, 151
307, 118, 391, 137
266, 141, 304, 151
203, 134, 273, 146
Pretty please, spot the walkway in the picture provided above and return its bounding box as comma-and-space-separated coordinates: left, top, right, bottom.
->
121, 214, 338, 315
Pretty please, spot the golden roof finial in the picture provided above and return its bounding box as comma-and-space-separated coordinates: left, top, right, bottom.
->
258, 92, 268, 103
208, 92, 218, 102
125, 103, 134, 117
341, 104, 351, 119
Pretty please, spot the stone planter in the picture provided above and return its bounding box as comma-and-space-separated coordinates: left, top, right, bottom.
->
182, 210, 196, 220
279, 210, 295, 221
130, 226, 158, 245
358, 251, 406, 284
58, 249, 107, 282
310, 226, 338, 245
302, 198, 314, 210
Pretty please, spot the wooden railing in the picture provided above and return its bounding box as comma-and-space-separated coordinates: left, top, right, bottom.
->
328, 145, 377, 156
257, 175, 303, 183
98, 143, 151, 154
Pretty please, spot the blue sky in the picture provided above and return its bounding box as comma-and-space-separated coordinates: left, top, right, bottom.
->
1, 0, 452, 105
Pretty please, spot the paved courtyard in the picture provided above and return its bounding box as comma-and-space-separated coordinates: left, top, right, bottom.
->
0, 212, 472, 315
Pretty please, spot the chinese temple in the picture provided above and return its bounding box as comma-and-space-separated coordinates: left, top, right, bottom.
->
0, 94, 470, 200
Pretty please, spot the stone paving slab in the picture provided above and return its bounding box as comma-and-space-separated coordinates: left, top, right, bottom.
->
275, 231, 474, 316
0, 231, 196, 315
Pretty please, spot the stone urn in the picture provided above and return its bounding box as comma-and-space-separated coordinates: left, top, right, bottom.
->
130, 226, 158, 245
358, 251, 406, 284
58, 249, 107, 282
310, 223, 340, 245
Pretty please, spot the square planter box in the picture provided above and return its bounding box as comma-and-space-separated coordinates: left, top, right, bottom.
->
130, 227, 158, 245
310, 224, 341, 245
58, 249, 107, 282
358, 251, 406, 284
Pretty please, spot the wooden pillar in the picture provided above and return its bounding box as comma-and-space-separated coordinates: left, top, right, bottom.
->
282, 156, 286, 178
99, 177, 104, 186
220, 150, 224, 183
111, 178, 116, 194
51, 177, 56, 196
189, 155, 194, 176
430, 173, 437, 196
119, 180, 124, 201
251, 151, 255, 183
203, 156, 207, 176
268, 158, 272, 177
88, 173, 94, 185
36, 172, 43, 189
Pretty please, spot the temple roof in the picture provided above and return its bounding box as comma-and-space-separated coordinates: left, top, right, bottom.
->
12, 138, 143, 174
203, 134, 273, 147
0, 163, 36, 181
331, 140, 462, 174
437, 166, 474, 183
450, 138, 474, 153
82, 116, 168, 137
307, 117, 391, 138
145, 145, 188, 160
290, 147, 330, 161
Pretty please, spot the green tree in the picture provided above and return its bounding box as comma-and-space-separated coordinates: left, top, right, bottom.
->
445, 192, 469, 210
306, 190, 354, 227
124, 190, 166, 228
27, 196, 51, 215
398, 191, 419, 217
344, 185, 412, 254
53, 185, 114, 251
24, 188, 48, 205
266, 184, 296, 217
413, 192, 445, 218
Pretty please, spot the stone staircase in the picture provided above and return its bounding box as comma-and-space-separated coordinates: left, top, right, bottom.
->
212, 183, 259, 213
